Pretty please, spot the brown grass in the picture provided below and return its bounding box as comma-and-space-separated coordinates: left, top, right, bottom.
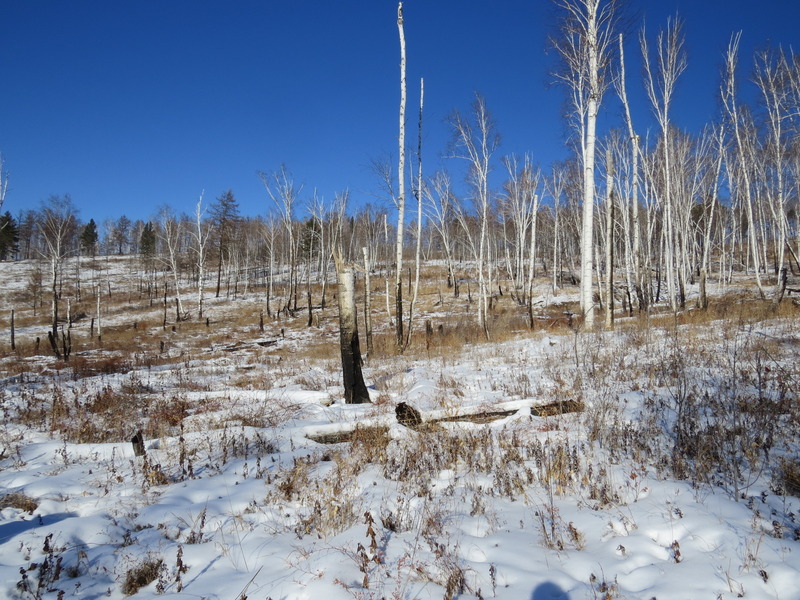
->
0, 492, 39, 513
121, 557, 163, 596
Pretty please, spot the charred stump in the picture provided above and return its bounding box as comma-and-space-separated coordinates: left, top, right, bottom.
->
337, 265, 370, 404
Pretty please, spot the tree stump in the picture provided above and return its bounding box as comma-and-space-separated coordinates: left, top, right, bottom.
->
337, 265, 370, 404
395, 402, 422, 427
131, 431, 146, 457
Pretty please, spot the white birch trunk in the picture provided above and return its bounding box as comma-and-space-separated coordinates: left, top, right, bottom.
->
395, 1, 407, 348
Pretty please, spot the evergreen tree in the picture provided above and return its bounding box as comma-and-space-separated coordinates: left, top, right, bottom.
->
0, 211, 19, 260
80, 218, 99, 257
139, 221, 157, 273
140, 221, 156, 258
112, 215, 132, 255
210, 190, 240, 297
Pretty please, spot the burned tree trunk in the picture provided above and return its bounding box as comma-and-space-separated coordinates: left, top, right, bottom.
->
336, 264, 370, 404
362, 247, 373, 355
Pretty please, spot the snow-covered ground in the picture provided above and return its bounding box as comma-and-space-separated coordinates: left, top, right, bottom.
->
1, 258, 799, 599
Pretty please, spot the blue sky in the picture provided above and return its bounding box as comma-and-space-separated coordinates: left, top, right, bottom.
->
1, 1, 798, 225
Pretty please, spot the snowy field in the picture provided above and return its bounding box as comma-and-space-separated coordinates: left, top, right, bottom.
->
1, 257, 799, 600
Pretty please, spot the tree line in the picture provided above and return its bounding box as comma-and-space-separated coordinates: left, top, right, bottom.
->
2, 1, 800, 343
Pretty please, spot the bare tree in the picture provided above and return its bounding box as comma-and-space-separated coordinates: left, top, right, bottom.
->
406, 77, 425, 348
602, 146, 615, 327
189, 192, 210, 319
38, 196, 77, 355
615, 33, 645, 311
753, 47, 793, 304
552, 0, 621, 327
722, 33, 766, 298
546, 165, 568, 293
426, 170, 458, 295
260, 216, 279, 318
395, 1, 408, 349
157, 206, 186, 321
260, 166, 301, 314
0, 154, 8, 215
641, 14, 688, 311
449, 94, 500, 336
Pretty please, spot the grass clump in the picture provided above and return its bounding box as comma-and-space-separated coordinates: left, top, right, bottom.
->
122, 557, 163, 595
0, 492, 39, 513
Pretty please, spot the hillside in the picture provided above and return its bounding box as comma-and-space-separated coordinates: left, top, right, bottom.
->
1, 256, 799, 600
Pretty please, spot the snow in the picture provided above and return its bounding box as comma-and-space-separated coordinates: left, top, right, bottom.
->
1, 259, 800, 599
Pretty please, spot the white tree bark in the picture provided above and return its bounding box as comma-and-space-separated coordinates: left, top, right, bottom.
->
604, 147, 615, 328
260, 166, 301, 313
641, 15, 687, 312
449, 95, 498, 337
395, 1, 407, 348
159, 210, 185, 321
191, 192, 209, 320
552, 0, 619, 328
362, 247, 373, 354
722, 33, 766, 298
754, 48, 791, 303
406, 78, 424, 348
616, 33, 644, 311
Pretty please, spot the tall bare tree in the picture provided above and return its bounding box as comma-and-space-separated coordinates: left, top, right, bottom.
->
552, 0, 620, 327
395, 1, 408, 348
722, 33, 766, 298
449, 94, 499, 337
38, 195, 77, 342
426, 170, 458, 295
615, 33, 645, 311
406, 77, 425, 348
189, 192, 210, 319
0, 154, 8, 215
260, 166, 301, 314
157, 206, 186, 321
753, 47, 793, 303
641, 14, 687, 311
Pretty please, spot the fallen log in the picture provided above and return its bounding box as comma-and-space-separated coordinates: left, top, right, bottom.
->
306, 398, 584, 444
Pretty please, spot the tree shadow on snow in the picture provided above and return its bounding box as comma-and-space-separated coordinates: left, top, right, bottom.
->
0, 512, 77, 544
532, 581, 569, 600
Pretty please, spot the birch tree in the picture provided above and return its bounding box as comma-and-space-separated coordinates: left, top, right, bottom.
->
395, 1, 408, 349
334, 250, 371, 404
615, 33, 646, 311
722, 33, 766, 298
260, 166, 301, 314
753, 47, 792, 303
641, 15, 688, 311
189, 192, 210, 319
552, 0, 620, 327
406, 77, 425, 348
38, 195, 77, 340
426, 170, 458, 295
546, 166, 567, 292
0, 154, 8, 215
449, 94, 499, 337
158, 206, 186, 321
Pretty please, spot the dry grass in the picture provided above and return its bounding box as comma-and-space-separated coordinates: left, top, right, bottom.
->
780, 459, 800, 497
0, 492, 39, 513
121, 557, 163, 596
2, 259, 799, 510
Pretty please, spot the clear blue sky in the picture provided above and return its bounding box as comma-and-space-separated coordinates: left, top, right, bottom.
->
1, 1, 798, 226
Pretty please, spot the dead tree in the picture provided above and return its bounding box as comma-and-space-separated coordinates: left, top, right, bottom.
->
362, 247, 374, 354
395, 1, 408, 349
335, 258, 370, 404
